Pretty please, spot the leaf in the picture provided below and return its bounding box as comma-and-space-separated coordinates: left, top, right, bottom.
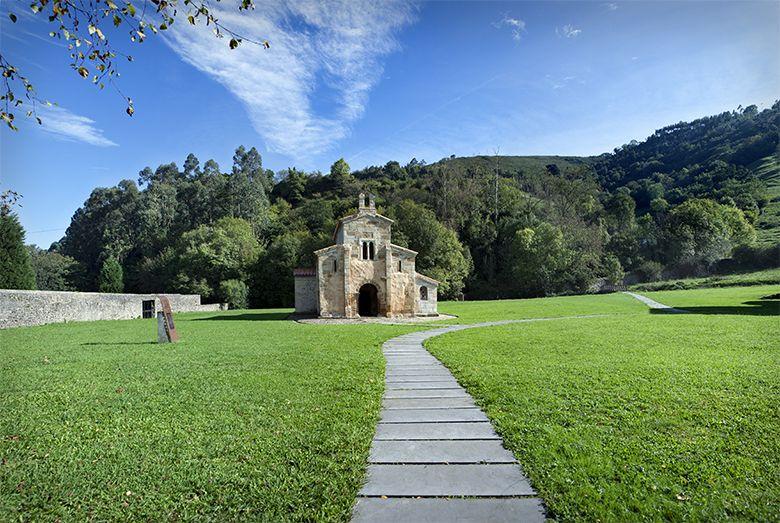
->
126, 105, 134, 116
229, 38, 239, 49
77, 66, 89, 78
187, 15, 195, 25
9, 13, 17, 23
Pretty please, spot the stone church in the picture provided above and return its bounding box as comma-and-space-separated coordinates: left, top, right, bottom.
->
294, 193, 439, 318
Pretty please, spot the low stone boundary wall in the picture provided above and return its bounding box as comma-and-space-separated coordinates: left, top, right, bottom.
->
0, 290, 225, 329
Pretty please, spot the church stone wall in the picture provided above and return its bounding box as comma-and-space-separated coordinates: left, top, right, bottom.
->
294, 276, 318, 314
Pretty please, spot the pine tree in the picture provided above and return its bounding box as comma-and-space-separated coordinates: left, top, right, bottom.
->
98, 256, 124, 293
0, 213, 37, 290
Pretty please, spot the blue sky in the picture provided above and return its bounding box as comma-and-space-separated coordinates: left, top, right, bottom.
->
1, 0, 778, 248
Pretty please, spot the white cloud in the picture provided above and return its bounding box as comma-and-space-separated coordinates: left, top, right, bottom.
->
37, 105, 118, 147
556, 24, 582, 38
163, 0, 416, 161
604, 3, 619, 11
495, 15, 526, 41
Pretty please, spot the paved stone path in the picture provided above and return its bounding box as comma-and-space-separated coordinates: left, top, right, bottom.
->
623, 291, 687, 313
352, 321, 550, 522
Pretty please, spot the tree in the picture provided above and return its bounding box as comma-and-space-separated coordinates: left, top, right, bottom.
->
98, 256, 124, 293
0, 213, 36, 289
219, 279, 249, 309
664, 198, 755, 275
328, 158, 355, 194
390, 200, 472, 299
176, 217, 261, 299
509, 222, 572, 297
28, 246, 78, 290
2, 1, 268, 130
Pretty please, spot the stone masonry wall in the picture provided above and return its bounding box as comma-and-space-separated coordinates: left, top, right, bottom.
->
294, 276, 319, 314
0, 290, 222, 329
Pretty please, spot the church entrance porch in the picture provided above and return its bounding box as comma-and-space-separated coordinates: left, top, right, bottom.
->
358, 284, 379, 317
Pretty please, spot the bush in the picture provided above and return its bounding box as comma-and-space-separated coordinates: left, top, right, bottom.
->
633, 260, 664, 282
98, 256, 124, 293
219, 279, 249, 309
0, 214, 36, 290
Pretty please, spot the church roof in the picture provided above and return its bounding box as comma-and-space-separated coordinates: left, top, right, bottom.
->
415, 272, 440, 285
332, 211, 394, 241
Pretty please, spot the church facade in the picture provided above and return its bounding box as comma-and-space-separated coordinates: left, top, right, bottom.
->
293, 193, 439, 318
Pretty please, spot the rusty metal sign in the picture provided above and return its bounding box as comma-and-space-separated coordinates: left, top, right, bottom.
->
158, 295, 179, 343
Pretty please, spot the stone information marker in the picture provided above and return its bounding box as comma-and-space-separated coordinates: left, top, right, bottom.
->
157, 296, 180, 343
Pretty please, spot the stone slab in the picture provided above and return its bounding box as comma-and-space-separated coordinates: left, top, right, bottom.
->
385, 376, 458, 383
375, 422, 498, 440
359, 464, 535, 496
352, 497, 545, 523
385, 363, 449, 372
383, 389, 470, 399
385, 369, 452, 376
386, 382, 463, 390
382, 397, 476, 409
380, 408, 488, 423
369, 439, 516, 464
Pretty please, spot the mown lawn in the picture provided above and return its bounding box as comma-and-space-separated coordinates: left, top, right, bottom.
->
630, 267, 780, 292
0, 310, 422, 521
438, 291, 644, 323
427, 285, 780, 521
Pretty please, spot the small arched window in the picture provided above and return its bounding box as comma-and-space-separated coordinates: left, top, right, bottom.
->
364, 195, 370, 207
333, 258, 337, 271
420, 286, 428, 301
369, 241, 375, 260
362, 242, 368, 260
398, 259, 402, 272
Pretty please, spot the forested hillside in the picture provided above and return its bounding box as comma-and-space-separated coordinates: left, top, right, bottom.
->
6, 103, 779, 306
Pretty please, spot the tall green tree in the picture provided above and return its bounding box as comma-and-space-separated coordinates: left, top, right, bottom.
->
98, 256, 124, 293
0, 213, 36, 290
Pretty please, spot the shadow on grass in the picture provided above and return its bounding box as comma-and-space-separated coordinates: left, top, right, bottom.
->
651, 300, 780, 316
191, 312, 290, 322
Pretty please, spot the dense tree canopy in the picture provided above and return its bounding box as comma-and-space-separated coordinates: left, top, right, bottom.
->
11, 103, 779, 302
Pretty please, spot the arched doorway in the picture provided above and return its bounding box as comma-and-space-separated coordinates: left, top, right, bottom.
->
358, 283, 379, 317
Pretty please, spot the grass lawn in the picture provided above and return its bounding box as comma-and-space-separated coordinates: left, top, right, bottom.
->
426, 285, 780, 521
630, 267, 780, 292
438, 291, 645, 323
2, 286, 778, 521
0, 310, 423, 521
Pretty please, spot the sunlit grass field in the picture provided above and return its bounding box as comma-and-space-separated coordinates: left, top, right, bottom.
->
428, 285, 780, 521
1, 312, 422, 521
2, 286, 778, 521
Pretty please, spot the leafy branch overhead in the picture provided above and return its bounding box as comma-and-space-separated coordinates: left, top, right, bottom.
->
1, 0, 269, 130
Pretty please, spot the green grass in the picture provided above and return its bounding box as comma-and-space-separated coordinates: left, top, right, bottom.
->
427, 285, 780, 521
3, 287, 779, 521
0, 310, 424, 521
753, 152, 780, 245
438, 291, 645, 323
630, 267, 780, 292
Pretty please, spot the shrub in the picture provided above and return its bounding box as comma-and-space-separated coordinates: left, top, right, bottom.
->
219, 279, 249, 309
634, 260, 664, 282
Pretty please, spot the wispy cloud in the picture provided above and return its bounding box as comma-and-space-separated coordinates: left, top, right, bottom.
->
163, 0, 416, 161
604, 3, 619, 11
37, 105, 118, 147
556, 24, 582, 38
495, 15, 526, 41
